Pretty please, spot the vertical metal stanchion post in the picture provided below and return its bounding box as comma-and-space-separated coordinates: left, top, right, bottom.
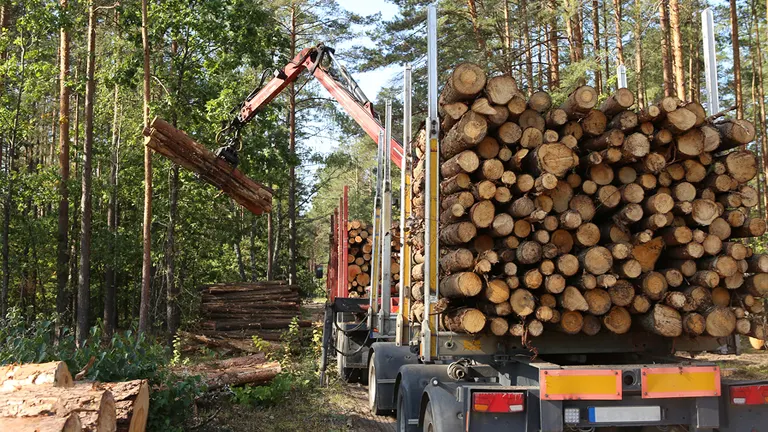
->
379, 101, 393, 334
617, 64, 628, 89
397, 64, 413, 346
368, 131, 385, 329
702, 8, 720, 116
422, 3, 440, 361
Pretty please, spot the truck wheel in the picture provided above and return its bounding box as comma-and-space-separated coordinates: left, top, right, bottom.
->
422, 401, 436, 432
368, 353, 386, 415
396, 391, 410, 432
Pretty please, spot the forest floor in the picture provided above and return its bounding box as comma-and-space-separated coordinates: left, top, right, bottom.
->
192, 299, 395, 432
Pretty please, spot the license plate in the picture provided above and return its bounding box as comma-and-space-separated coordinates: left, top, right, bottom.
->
588, 406, 661, 423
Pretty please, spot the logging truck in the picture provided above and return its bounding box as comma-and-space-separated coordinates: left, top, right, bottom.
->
320, 5, 768, 432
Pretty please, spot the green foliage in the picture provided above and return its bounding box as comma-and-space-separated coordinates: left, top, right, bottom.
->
0, 311, 205, 432
231, 372, 311, 406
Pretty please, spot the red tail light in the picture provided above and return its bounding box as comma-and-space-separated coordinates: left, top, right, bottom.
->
730, 384, 768, 405
472, 392, 525, 413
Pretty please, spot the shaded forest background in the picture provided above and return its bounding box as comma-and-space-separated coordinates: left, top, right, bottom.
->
0, 0, 766, 343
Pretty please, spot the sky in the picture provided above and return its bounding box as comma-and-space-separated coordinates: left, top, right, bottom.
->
302, 0, 402, 159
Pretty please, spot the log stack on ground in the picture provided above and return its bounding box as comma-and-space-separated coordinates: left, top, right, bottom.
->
0, 361, 149, 431
406, 62, 767, 340
200, 281, 307, 340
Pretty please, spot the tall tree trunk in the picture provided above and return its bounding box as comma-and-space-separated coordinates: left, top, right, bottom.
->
548, 0, 560, 89
2, 36, 25, 317
592, 0, 603, 94
234, 242, 246, 281
730, 0, 743, 119
503, 0, 512, 75
288, 6, 297, 286
565, 2, 577, 63
56, 0, 71, 327
267, 209, 273, 280
575, 5, 584, 61
603, 0, 610, 86
68, 71, 81, 328
77, 2, 96, 346
634, 0, 645, 109
166, 165, 179, 340
669, 0, 685, 98
521, 0, 533, 93
755, 1, 768, 220
166, 39, 181, 344
139, 0, 152, 333
612, 0, 625, 66
104, 84, 119, 337
249, 215, 257, 282
659, 0, 674, 97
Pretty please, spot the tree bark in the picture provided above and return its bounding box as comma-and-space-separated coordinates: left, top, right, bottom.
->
77, 2, 96, 346
56, 0, 71, 329
659, 0, 673, 96
592, 0, 602, 93
669, 0, 685, 98
548, 0, 560, 89
104, 83, 120, 337
288, 5, 297, 285
634, 0, 645, 109
612, 0, 625, 66
730, 0, 743, 119
139, 0, 153, 334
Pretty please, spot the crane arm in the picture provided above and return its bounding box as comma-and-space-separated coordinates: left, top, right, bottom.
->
223, 44, 404, 169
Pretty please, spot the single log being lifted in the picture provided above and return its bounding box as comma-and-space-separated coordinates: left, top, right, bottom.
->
144, 118, 273, 215
0, 362, 73, 392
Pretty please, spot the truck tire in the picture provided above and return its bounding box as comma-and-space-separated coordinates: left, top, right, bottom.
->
422, 401, 436, 432
396, 390, 416, 432
368, 352, 386, 415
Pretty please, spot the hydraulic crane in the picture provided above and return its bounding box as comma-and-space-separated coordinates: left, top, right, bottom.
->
214, 43, 404, 169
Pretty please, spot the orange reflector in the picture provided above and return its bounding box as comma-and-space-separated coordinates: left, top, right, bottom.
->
540, 369, 622, 400
642, 366, 721, 398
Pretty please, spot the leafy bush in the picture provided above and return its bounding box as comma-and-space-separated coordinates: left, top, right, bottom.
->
0, 309, 205, 432
231, 372, 310, 406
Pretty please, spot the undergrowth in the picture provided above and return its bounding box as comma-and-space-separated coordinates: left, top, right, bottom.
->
0, 308, 204, 432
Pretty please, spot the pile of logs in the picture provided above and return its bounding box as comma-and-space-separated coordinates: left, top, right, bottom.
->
200, 281, 309, 341
143, 117, 273, 215
347, 220, 373, 296
0, 361, 149, 432
408, 62, 767, 340
346, 220, 401, 298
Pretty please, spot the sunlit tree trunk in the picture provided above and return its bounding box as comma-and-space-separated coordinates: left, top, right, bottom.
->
669, 0, 685, 98
466, 0, 489, 64
104, 83, 119, 338
592, 0, 603, 94
288, 6, 297, 286
56, 0, 71, 327
503, 0, 512, 75
730, 0, 743, 119
634, 0, 645, 109
659, 0, 673, 97
612, 0, 625, 66
139, 0, 153, 333
521, 0, 533, 94
166, 40, 180, 344
548, 0, 560, 89
77, 2, 97, 346
754, 2, 768, 219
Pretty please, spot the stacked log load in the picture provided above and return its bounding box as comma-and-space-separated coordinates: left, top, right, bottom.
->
0, 361, 149, 431
200, 281, 309, 341
408, 62, 767, 340
347, 220, 401, 298
347, 219, 373, 296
